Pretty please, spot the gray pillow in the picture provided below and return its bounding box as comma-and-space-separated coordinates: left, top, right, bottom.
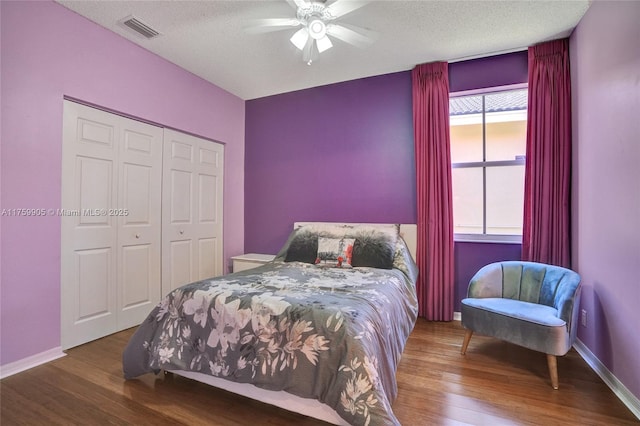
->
283, 230, 318, 263
351, 230, 396, 269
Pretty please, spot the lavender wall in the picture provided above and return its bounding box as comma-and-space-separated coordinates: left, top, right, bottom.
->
570, 1, 640, 400
245, 52, 527, 308
0, 1, 245, 366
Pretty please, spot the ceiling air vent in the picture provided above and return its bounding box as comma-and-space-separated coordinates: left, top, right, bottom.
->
120, 15, 160, 39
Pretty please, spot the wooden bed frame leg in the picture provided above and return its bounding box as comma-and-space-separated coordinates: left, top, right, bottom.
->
461, 329, 473, 355
159, 370, 174, 380
547, 354, 559, 390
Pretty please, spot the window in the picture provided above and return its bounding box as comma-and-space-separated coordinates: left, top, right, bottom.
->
449, 87, 527, 242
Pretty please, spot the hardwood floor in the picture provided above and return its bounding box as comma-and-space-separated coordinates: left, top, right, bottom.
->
1, 319, 637, 425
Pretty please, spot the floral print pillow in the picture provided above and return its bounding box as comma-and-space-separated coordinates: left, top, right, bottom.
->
315, 237, 355, 267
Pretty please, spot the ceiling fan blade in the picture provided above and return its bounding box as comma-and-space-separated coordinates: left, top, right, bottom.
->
325, 0, 369, 18
326, 23, 376, 48
286, 0, 309, 10
245, 18, 301, 34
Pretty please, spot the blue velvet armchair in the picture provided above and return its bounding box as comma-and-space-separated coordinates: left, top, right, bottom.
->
460, 261, 582, 389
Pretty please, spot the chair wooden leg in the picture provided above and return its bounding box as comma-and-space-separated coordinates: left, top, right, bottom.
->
461, 329, 473, 355
547, 354, 559, 389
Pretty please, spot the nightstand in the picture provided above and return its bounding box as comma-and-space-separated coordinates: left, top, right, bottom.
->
231, 253, 276, 273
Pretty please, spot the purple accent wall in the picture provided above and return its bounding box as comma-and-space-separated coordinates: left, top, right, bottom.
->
245, 52, 527, 307
1, 1, 245, 366
449, 51, 528, 93
454, 242, 522, 311
245, 71, 416, 254
570, 1, 640, 400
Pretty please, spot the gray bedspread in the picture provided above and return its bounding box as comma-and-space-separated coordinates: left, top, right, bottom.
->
123, 256, 418, 425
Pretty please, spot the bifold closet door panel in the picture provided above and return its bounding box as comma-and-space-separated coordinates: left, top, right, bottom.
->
61, 100, 162, 349
162, 129, 224, 297
61, 101, 120, 349
116, 120, 163, 330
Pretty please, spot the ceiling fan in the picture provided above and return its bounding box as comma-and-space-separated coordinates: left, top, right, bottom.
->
247, 0, 376, 65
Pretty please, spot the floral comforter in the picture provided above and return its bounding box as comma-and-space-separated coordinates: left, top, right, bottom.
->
123, 260, 418, 426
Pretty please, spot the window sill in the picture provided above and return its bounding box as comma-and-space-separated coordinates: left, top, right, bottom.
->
454, 235, 522, 244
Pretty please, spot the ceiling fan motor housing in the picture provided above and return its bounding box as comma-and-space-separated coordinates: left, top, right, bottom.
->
297, 2, 335, 36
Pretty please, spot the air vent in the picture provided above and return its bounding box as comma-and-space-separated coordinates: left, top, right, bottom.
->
120, 15, 160, 39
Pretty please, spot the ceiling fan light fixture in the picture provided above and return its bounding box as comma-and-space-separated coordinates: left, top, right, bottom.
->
290, 27, 309, 50
308, 19, 327, 40
316, 35, 333, 53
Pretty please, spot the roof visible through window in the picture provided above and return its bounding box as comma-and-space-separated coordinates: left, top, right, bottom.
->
450, 90, 527, 116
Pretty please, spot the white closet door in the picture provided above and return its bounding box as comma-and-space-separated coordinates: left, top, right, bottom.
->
116, 119, 163, 330
162, 129, 224, 296
61, 101, 162, 349
62, 102, 119, 349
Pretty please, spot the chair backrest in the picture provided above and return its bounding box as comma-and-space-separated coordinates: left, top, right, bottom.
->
468, 261, 582, 323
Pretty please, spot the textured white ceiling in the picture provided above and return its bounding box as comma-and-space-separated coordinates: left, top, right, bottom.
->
56, 0, 591, 100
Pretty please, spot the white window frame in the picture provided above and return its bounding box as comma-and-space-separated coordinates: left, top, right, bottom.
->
450, 83, 527, 244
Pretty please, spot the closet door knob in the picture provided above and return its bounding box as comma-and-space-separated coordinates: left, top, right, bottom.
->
135, 233, 140, 239
179, 230, 184, 235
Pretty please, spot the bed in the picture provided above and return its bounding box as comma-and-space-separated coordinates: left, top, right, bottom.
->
123, 222, 419, 426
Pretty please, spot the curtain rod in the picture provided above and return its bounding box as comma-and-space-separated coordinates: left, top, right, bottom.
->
448, 46, 528, 64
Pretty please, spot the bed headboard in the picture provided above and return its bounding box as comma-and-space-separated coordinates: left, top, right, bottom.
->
293, 222, 417, 261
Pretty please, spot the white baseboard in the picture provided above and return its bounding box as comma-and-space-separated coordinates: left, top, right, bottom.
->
0, 347, 66, 379
573, 339, 640, 420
